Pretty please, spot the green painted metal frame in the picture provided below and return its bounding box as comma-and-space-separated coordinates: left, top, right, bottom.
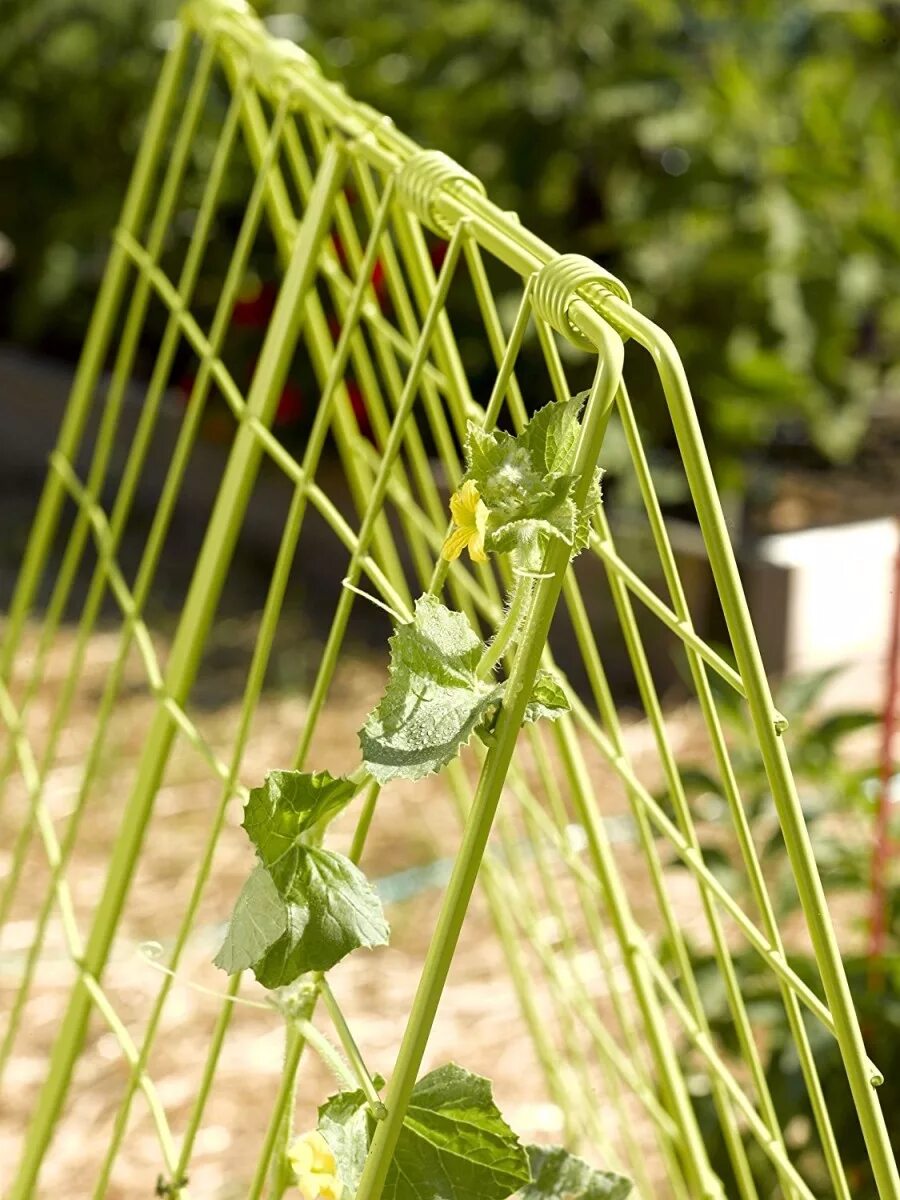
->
1, 1, 897, 1197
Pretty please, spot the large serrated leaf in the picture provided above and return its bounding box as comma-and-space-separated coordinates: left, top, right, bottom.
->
518, 1145, 633, 1199
253, 847, 389, 986
394, 1064, 531, 1200
319, 1064, 531, 1200
243, 769, 357, 867
360, 594, 503, 783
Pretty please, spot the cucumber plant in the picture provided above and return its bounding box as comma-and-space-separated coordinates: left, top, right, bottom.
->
213, 394, 632, 1199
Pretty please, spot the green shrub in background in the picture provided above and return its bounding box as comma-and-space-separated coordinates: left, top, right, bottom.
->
0, 1, 175, 352
2, 0, 899, 490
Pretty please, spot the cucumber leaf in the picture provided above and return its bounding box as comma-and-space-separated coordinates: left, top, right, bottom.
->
518, 1144, 633, 1199
214, 771, 388, 988
360, 594, 504, 783
318, 1064, 531, 1200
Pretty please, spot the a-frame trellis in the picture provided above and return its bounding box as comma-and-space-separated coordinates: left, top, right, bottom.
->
1, 2, 897, 1197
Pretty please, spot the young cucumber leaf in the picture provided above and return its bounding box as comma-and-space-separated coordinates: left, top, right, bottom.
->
215, 848, 388, 988
360, 594, 504, 784
518, 1145, 633, 1199
523, 671, 570, 725
522, 389, 588, 474
465, 425, 545, 516
360, 598, 571, 781
243, 768, 357, 865
573, 475, 603, 554
479, 670, 570, 745
317, 1089, 372, 1199
251, 848, 388, 986
489, 474, 578, 560
214, 770, 388, 988
462, 393, 601, 563
318, 1064, 531, 1200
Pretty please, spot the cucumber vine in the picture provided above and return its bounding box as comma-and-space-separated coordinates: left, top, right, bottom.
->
214, 394, 632, 1199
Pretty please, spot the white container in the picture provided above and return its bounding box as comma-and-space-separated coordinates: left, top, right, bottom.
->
751, 518, 898, 707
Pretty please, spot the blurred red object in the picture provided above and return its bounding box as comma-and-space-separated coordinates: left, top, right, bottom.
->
430, 240, 447, 269
176, 372, 196, 404
371, 257, 386, 301
869, 523, 900, 982
274, 380, 305, 427
203, 411, 233, 444
332, 234, 348, 271
232, 279, 277, 328
347, 381, 372, 441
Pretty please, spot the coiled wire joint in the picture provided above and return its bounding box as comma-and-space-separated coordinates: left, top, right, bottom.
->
533, 253, 631, 350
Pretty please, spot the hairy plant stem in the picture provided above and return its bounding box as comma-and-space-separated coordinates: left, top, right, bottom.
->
476, 574, 533, 680
294, 1018, 366, 1099
269, 980, 387, 1197
266, 1005, 312, 1200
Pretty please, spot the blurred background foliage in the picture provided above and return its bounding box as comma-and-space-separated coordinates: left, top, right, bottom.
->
2, 0, 899, 495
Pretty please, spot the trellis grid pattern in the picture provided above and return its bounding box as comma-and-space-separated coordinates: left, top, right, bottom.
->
1, 1, 897, 1196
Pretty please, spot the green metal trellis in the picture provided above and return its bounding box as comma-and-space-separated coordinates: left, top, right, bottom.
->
1, 0, 897, 1196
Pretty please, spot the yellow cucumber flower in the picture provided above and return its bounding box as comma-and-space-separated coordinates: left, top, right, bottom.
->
441, 479, 489, 564
288, 1130, 343, 1200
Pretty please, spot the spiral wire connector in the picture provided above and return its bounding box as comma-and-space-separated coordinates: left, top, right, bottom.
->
395, 150, 486, 237
533, 253, 631, 350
